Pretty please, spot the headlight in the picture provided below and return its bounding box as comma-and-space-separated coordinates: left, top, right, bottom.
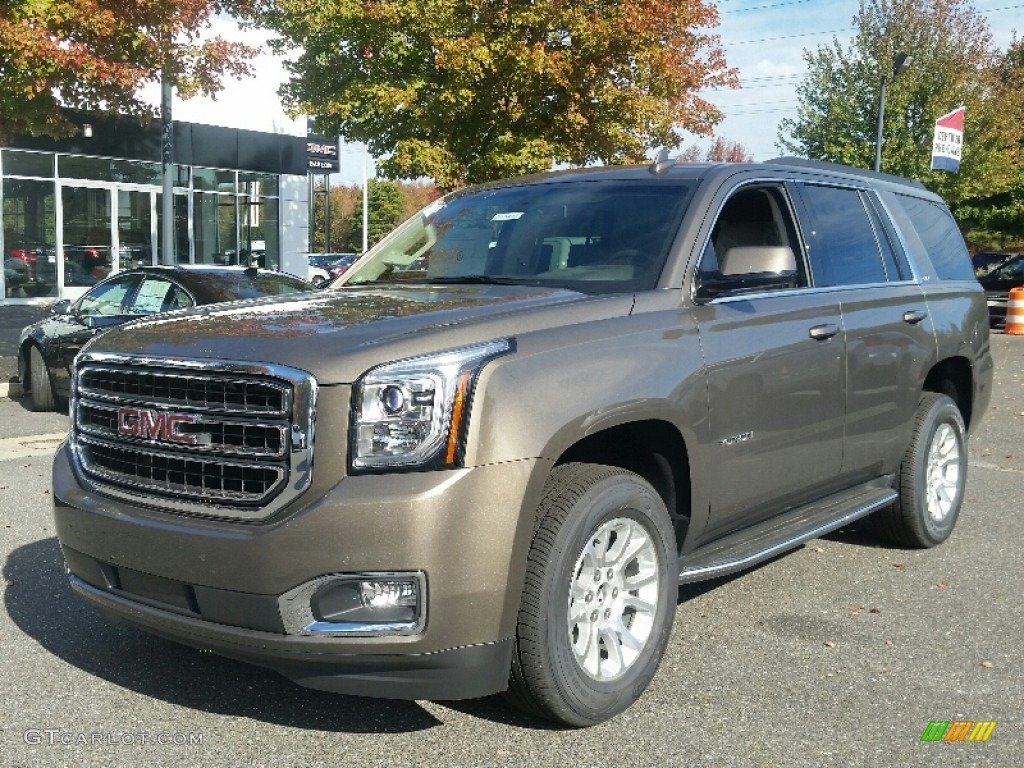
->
350, 339, 514, 471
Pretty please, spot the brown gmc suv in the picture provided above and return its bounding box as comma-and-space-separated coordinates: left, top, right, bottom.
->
53, 158, 993, 726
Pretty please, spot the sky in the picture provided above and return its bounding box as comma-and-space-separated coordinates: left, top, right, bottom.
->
154, 1, 1024, 183
704, 0, 1023, 161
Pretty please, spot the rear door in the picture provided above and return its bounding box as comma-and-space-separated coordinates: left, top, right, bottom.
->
791, 182, 935, 483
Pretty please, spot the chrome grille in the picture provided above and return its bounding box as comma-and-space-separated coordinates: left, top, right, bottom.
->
71, 355, 317, 522
78, 366, 290, 415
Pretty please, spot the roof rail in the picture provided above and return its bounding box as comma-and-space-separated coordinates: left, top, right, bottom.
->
766, 156, 926, 189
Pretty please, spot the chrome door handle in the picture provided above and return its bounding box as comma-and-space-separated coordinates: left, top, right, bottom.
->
903, 310, 927, 325
809, 324, 840, 341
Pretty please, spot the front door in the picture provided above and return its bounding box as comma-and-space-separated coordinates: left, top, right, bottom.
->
691, 183, 846, 542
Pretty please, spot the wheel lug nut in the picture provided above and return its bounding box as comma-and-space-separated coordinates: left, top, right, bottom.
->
606, 569, 614, 581
612, 588, 618, 598
604, 608, 611, 619
590, 610, 599, 622
585, 592, 593, 602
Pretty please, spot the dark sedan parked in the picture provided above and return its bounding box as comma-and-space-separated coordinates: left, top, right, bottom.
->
978, 254, 1024, 327
18, 266, 314, 411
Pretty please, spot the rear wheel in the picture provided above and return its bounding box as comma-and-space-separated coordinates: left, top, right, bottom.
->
29, 345, 55, 412
873, 393, 967, 548
505, 463, 677, 726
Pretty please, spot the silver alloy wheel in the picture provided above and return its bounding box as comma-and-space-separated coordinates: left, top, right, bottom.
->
926, 422, 961, 522
567, 516, 660, 681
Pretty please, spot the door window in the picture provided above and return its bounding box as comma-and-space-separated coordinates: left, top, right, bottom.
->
796, 185, 888, 287
697, 185, 808, 290
129, 277, 193, 314
76, 274, 136, 316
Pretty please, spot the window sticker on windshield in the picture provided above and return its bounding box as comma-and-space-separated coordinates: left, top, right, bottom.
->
422, 199, 445, 218
491, 212, 524, 221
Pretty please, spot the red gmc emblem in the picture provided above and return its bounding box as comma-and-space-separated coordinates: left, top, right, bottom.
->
116, 407, 200, 445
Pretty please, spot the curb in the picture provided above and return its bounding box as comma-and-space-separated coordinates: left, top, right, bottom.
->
1, 381, 23, 399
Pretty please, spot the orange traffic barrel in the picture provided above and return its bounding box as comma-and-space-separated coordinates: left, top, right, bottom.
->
1007, 286, 1024, 335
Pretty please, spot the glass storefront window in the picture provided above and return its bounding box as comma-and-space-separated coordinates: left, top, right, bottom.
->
241, 196, 279, 270
239, 172, 278, 198
59, 155, 162, 185
155, 192, 190, 264
2, 150, 55, 178
3, 148, 284, 300
62, 186, 113, 286
118, 190, 154, 269
3, 178, 58, 298
192, 167, 236, 193
193, 192, 237, 264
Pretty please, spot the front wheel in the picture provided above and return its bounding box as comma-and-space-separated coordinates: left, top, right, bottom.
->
873, 393, 967, 548
505, 463, 677, 727
29, 345, 56, 412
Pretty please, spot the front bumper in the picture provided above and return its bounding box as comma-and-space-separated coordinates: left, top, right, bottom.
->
53, 442, 547, 700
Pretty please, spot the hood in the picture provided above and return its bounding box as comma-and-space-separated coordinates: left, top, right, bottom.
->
82, 284, 634, 384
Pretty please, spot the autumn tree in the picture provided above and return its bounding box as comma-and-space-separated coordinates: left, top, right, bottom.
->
0, 1, 258, 144
778, 0, 1024, 207
254, 0, 736, 188
679, 137, 753, 162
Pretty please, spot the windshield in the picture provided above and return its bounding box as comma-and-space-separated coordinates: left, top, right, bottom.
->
336, 179, 695, 295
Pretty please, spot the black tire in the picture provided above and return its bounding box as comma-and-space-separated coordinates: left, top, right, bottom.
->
29, 345, 56, 412
872, 393, 967, 548
505, 463, 677, 727
311, 275, 327, 288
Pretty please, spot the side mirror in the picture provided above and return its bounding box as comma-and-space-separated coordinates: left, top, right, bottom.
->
50, 299, 71, 315
80, 314, 127, 330
697, 246, 798, 300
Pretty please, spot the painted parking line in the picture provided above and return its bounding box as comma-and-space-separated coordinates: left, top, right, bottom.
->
0, 432, 67, 461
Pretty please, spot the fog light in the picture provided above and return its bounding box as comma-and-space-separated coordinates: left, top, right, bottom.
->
279, 572, 425, 636
360, 579, 417, 609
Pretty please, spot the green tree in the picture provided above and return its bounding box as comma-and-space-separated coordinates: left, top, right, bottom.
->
312, 179, 436, 251
0, 1, 258, 143
955, 37, 1024, 250
778, 0, 1024, 206
254, 0, 736, 188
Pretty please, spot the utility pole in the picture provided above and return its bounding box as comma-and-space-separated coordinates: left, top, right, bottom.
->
362, 145, 369, 253
874, 52, 913, 172
160, 35, 175, 265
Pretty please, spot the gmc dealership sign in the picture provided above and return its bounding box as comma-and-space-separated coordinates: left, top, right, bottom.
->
307, 134, 339, 172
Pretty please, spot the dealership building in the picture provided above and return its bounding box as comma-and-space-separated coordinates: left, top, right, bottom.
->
1, 109, 331, 304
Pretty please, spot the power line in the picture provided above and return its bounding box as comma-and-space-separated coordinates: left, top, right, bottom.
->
719, 0, 820, 15
728, 27, 854, 46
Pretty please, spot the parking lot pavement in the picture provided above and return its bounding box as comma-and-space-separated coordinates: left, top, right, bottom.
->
0, 335, 1021, 766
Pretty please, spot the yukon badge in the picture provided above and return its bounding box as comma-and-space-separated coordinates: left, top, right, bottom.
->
117, 407, 201, 446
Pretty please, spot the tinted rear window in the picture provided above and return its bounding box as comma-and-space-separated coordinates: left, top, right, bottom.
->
888, 194, 974, 281
188, 272, 312, 302
796, 184, 888, 286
